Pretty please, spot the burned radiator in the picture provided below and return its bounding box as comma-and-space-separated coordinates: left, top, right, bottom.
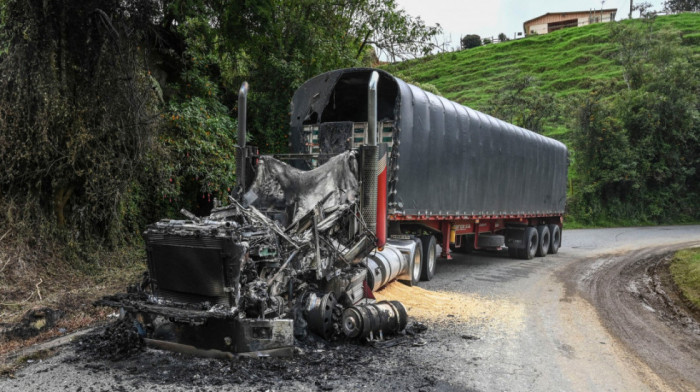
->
145, 221, 245, 307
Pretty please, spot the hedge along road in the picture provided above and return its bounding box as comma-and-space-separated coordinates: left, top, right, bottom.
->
1, 225, 699, 392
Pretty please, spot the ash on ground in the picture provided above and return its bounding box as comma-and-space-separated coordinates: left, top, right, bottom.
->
76, 319, 145, 361
70, 319, 433, 391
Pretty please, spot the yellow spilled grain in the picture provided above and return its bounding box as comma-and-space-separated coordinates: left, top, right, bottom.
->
374, 282, 524, 332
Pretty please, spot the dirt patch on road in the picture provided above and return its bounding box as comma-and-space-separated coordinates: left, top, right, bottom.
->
375, 282, 525, 332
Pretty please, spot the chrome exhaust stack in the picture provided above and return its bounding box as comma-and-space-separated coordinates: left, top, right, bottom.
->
360, 72, 379, 238
367, 71, 379, 146
236, 82, 249, 194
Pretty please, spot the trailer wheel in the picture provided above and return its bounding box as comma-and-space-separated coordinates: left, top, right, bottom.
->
519, 227, 538, 260
535, 225, 550, 257
410, 238, 423, 285
548, 224, 561, 254
419, 235, 437, 281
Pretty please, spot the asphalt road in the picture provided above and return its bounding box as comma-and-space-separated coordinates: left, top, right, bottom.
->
2, 225, 699, 392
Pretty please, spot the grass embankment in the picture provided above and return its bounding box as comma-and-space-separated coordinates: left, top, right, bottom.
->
670, 247, 700, 309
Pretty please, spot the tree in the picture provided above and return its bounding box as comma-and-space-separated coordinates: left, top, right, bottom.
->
351, 0, 443, 63
664, 0, 700, 12
461, 34, 481, 49
0, 0, 162, 239
482, 37, 492, 45
498, 32, 509, 42
569, 85, 640, 222
0, 1, 7, 57
486, 73, 559, 134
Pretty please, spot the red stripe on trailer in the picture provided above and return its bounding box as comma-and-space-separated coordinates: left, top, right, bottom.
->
388, 213, 561, 221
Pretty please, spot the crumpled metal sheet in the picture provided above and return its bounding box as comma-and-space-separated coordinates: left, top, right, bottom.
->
290, 68, 568, 218
245, 151, 359, 224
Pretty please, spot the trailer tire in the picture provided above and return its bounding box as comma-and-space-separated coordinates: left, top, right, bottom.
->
519, 227, 538, 260
476, 234, 505, 248
535, 225, 550, 257
410, 238, 423, 285
548, 224, 561, 254
419, 235, 437, 281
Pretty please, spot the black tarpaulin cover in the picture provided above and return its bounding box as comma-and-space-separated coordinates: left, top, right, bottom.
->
289, 68, 568, 218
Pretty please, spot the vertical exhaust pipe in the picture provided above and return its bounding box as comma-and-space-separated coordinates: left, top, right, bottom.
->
236, 82, 248, 195
360, 73, 379, 241
367, 72, 379, 146
368, 72, 387, 251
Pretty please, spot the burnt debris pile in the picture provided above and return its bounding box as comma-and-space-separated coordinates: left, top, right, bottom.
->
77, 318, 145, 361
98, 151, 410, 356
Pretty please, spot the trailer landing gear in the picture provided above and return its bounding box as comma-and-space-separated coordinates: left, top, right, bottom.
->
440, 222, 452, 260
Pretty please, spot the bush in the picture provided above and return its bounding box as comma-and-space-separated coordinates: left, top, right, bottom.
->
461, 34, 481, 49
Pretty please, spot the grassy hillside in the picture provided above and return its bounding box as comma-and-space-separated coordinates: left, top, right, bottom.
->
383, 13, 700, 139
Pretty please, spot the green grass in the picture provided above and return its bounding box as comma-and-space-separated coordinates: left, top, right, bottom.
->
670, 247, 700, 308
383, 13, 700, 127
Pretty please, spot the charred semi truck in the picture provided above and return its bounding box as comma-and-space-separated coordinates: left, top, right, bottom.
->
100, 68, 567, 357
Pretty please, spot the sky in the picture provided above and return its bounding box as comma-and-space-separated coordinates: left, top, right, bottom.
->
395, 0, 668, 50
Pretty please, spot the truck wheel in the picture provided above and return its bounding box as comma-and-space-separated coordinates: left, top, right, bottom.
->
535, 225, 550, 257
419, 235, 437, 281
519, 227, 538, 260
410, 238, 423, 285
548, 224, 561, 254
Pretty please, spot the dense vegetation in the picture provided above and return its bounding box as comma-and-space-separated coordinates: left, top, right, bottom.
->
385, 13, 700, 226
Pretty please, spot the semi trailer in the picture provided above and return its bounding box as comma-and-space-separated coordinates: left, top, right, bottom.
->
100, 68, 568, 356
285, 68, 568, 282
